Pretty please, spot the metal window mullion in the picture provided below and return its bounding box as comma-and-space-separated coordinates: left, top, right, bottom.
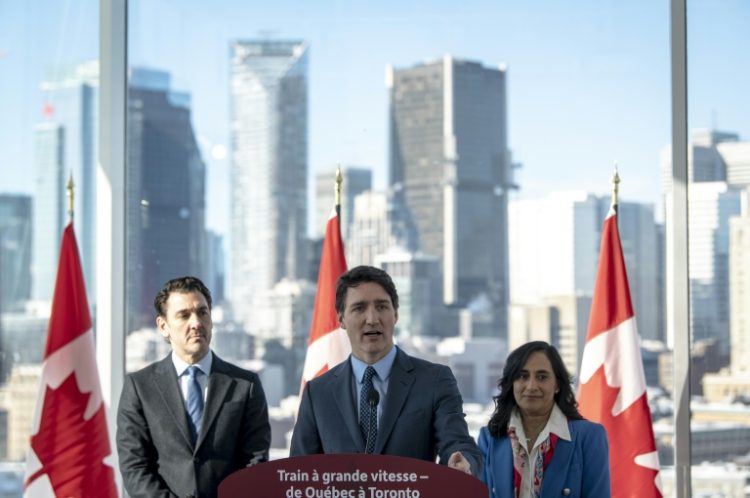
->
97, 0, 127, 490
670, 0, 691, 496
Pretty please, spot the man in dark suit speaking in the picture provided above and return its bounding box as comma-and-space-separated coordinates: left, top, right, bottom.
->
291, 266, 482, 476
116, 276, 271, 498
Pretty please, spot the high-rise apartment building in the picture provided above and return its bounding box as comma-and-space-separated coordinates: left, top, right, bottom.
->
388, 56, 510, 335
375, 249, 441, 338
730, 191, 750, 374
229, 40, 308, 322
32, 62, 98, 302
661, 130, 750, 352
687, 182, 740, 353
0, 195, 32, 310
509, 192, 600, 305
126, 68, 206, 331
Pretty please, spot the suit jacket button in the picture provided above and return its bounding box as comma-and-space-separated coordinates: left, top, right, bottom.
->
562, 489, 571, 496
193, 457, 200, 464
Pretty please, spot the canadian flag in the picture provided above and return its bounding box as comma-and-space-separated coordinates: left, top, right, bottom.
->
299, 207, 350, 391
24, 223, 118, 497
578, 206, 662, 497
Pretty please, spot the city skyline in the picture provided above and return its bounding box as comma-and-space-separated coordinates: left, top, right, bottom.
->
2, 1, 749, 238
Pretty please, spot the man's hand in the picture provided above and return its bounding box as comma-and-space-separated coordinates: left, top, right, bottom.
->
447, 451, 472, 475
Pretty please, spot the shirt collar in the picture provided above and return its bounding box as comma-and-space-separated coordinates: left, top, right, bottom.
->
350, 345, 398, 383
172, 350, 213, 377
509, 403, 572, 444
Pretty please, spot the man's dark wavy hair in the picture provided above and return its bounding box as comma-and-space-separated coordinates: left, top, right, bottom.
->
154, 276, 212, 318
487, 341, 583, 438
334, 265, 399, 316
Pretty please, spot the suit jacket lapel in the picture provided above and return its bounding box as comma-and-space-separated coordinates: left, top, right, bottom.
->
331, 360, 366, 451
374, 349, 415, 454
152, 356, 193, 449
541, 425, 574, 497
196, 355, 235, 451
495, 437, 514, 498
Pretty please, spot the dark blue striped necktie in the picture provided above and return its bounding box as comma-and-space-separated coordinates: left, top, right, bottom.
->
359, 366, 377, 454
186, 366, 204, 444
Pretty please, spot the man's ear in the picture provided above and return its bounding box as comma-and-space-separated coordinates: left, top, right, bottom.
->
338, 313, 346, 330
156, 315, 170, 340
394, 309, 398, 324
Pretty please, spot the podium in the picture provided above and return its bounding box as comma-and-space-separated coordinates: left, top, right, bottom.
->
219, 454, 488, 497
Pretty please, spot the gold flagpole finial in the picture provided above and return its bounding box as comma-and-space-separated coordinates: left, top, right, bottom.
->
335, 164, 343, 207
611, 162, 620, 208
66, 172, 75, 222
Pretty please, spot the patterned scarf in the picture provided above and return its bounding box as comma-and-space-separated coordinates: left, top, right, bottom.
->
508, 426, 558, 498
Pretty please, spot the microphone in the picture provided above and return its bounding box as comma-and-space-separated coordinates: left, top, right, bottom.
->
365, 388, 379, 453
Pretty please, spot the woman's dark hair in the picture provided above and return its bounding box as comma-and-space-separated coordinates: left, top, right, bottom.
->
487, 341, 583, 438
335, 265, 399, 315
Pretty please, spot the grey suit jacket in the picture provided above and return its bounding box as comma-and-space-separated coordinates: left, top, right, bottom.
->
116, 353, 271, 498
290, 347, 482, 476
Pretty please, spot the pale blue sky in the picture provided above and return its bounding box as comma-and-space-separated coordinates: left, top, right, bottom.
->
1, 0, 748, 235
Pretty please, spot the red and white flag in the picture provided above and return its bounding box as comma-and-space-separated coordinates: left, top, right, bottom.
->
578, 206, 662, 498
299, 206, 350, 391
24, 223, 118, 497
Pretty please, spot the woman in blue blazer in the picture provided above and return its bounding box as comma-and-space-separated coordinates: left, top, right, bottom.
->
478, 341, 610, 498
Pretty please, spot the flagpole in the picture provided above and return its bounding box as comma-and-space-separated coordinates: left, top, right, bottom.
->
611, 162, 620, 210
66, 173, 75, 223
335, 164, 343, 216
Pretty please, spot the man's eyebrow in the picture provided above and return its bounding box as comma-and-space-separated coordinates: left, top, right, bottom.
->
174, 305, 209, 314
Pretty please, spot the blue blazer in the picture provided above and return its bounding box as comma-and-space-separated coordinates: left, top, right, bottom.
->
290, 347, 483, 476
477, 419, 610, 498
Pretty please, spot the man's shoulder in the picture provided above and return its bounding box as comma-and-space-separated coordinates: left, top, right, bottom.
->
306, 359, 349, 389
211, 355, 262, 382
396, 348, 450, 374
126, 356, 170, 382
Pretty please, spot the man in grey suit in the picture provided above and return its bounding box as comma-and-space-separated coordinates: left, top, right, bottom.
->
291, 266, 482, 476
117, 276, 271, 498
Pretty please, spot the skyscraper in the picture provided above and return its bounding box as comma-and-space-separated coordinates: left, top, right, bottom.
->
388, 55, 510, 335
0, 195, 32, 310
660, 130, 749, 351
229, 40, 308, 322
32, 62, 98, 302
126, 68, 207, 331
729, 194, 750, 374
686, 182, 740, 353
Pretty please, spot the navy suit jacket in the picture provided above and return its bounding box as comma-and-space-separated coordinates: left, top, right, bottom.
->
116, 353, 271, 498
477, 419, 610, 498
290, 347, 482, 476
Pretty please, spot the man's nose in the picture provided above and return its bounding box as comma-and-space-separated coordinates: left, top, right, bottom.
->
187, 312, 202, 328
364, 307, 378, 324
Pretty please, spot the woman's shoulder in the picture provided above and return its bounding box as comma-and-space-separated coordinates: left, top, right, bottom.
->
569, 418, 608, 437
478, 426, 508, 445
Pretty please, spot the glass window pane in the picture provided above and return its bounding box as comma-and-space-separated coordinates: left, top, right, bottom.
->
0, 0, 99, 489
127, 1, 673, 478
686, 1, 750, 494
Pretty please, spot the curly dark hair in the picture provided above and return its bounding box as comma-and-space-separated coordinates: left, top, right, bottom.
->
487, 341, 583, 438
335, 265, 399, 315
154, 276, 212, 318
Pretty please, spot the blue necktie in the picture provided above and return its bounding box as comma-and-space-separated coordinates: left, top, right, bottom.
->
359, 366, 377, 454
186, 366, 204, 444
